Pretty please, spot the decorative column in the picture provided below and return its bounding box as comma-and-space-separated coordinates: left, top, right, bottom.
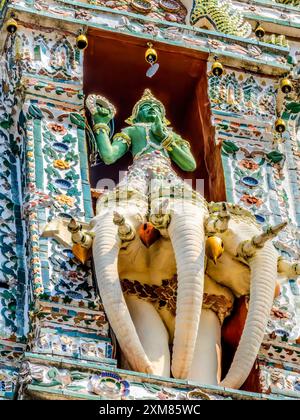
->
0, 19, 116, 400
0, 32, 27, 400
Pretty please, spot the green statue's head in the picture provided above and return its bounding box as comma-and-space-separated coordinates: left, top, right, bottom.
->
135, 102, 163, 123
125, 89, 170, 126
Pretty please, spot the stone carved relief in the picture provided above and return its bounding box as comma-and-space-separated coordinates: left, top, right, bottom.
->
209, 72, 277, 120
18, 360, 246, 400
10, 0, 289, 70
89, 0, 188, 23
9, 28, 81, 82
259, 363, 300, 396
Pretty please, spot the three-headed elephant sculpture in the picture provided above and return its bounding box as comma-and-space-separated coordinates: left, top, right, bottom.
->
87, 194, 297, 390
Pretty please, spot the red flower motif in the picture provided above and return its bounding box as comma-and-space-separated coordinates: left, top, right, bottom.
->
48, 123, 66, 135
271, 308, 290, 319
66, 271, 79, 280
239, 159, 259, 171
241, 194, 262, 207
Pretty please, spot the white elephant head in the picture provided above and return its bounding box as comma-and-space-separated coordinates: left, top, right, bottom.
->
92, 190, 209, 379
205, 203, 288, 389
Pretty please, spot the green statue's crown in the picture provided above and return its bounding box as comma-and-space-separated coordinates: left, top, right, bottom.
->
125, 89, 170, 126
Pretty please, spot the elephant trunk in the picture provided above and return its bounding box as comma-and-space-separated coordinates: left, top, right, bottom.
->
93, 212, 153, 374
168, 203, 206, 379
221, 241, 277, 389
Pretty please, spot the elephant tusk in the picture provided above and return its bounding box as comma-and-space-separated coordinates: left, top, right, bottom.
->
93, 211, 154, 374
150, 199, 171, 230
221, 241, 278, 389
278, 257, 300, 277
169, 202, 207, 379
113, 211, 135, 242
68, 218, 94, 250
237, 222, 287, 261
205, 203, 230, 234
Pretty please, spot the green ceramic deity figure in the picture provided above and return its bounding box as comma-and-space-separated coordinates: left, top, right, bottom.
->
89, 89, 196, 172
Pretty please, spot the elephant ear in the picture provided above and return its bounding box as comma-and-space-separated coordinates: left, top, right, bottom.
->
205, 250, 251, 298
222, 296, 249, 349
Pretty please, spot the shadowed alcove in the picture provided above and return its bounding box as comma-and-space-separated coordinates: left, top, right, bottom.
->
83, 28, 226, 202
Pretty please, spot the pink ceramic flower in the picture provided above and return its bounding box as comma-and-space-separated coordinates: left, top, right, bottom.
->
241, 194, 262, 207
48, 123, 67, 135
239, 159, 259, 171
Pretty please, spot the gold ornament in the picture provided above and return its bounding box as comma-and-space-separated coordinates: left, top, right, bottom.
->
255, 24, 265, 39
6, 18, 18, 34
72, 244, 92, 265
113, 132, 132, 148
275, 118, 286, 134
205, 236, 224, 264
280, 78, 293, 94
76, 33, 88, 50
212, 60, 224, 77
93, 122, 110, 135
145, 43, 158, 65
162, 133, 174, 151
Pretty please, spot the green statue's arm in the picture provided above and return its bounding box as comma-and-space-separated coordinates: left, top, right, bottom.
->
95, 127, 131, 165
168, 133, 197, 172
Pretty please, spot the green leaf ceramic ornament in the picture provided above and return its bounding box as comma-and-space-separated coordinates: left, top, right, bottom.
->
0, 118, 14, 129
28, 104, 43, 120
222, 140, 239, 154
286, 102, 300, 114
267, 151, 285, 164
70, 113, 86, 129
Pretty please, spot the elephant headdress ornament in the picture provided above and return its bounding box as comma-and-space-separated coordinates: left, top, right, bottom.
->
67, 90, 299, 389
